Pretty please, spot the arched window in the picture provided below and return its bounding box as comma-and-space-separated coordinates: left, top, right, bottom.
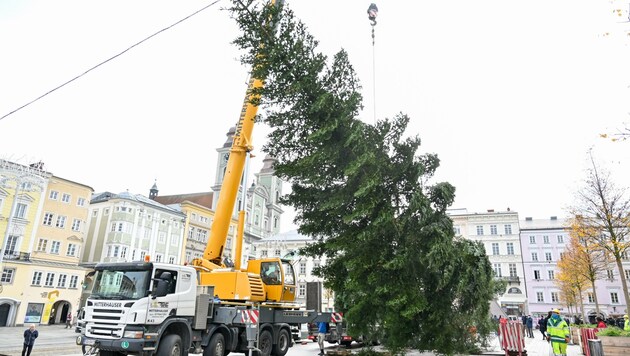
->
507, 287, 522, 294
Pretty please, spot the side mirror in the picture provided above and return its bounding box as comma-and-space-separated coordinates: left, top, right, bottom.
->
151, 279, 169, 299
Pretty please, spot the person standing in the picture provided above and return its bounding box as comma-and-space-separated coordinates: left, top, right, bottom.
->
624, 314, 630, 331
547, 309, 570, 356
317, 321, 328, 355
65, 311, 73, 328
521, 314, 527, 336
596, 317, 607, 328
526, 315, 534, 338
538, 312, 549, 340
22, 324, 38, 356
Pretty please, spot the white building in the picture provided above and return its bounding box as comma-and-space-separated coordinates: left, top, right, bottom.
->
448, 208, 527, 316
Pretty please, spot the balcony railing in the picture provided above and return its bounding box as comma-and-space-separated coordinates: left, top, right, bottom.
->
496, 276, 520, 284
3, 251, 31, 261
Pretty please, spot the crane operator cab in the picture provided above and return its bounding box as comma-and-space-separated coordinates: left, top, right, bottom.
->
247, 258, 297, 303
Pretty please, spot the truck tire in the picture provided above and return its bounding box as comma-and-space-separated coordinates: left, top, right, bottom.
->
156, 334, 183, 356
340, 341, 351, 347
204, 333, 225, 356
256, 330, 273, 356
271, 329, 290, 356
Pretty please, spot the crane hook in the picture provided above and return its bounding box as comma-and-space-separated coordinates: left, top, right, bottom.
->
367, 3, 378, 26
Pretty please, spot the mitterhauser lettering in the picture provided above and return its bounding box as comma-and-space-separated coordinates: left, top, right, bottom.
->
93, 302, 123, 308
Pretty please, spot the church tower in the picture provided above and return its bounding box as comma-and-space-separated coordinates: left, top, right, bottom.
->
149, 180, 158, 199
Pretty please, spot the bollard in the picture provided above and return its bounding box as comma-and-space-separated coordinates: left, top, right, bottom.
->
587, 339, 603, 356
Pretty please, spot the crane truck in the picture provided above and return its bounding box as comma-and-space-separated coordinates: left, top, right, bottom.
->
76, 1, 339, 355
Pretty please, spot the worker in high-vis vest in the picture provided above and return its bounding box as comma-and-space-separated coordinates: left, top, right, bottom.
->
546, 309, 570, 356
624, 314, 630, 331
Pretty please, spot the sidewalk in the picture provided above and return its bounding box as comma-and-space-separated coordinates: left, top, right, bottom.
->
0, 324, 82, 356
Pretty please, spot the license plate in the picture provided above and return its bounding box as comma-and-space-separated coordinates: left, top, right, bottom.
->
84, 338, 95, 346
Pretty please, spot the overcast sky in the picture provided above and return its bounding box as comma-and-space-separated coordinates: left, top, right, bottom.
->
1, 0, 629, 232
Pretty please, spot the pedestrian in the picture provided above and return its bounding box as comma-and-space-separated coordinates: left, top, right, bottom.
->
624, 314, 630, 331
526, 315, 534, 338
66, 311, 73, 328
22, 324, 38, 356
317, 321, 328, 355
538, 312, 550, 340
521, 314, 527, 336
547, 309, 570, 356
596, 317, 607, 328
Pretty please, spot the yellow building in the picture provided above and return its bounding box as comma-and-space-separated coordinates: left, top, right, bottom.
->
0, 160, 92, 327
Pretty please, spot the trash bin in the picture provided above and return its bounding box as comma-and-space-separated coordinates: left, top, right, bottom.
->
588, 339, 604, 356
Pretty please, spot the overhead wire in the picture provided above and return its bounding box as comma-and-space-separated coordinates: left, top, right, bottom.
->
0, 0, 222, 122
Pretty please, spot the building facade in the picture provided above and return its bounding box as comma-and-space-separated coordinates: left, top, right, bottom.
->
83, 191, 186, 265
449, 208, 527, 316
0, 160, 92, 327
521, 216, 630, 320
252, 230, 335, 311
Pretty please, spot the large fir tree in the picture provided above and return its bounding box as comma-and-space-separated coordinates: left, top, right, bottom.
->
228, 1, 500, 353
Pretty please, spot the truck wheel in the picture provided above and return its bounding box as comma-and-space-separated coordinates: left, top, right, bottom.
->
341, 341, 351, 347
257, 330, 273, 356
157, 334, 183, 356
204, 333, 225, 356
271, 329, 290, 356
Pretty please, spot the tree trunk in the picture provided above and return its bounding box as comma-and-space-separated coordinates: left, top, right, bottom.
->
578, 287, 587, 325
592, 279, 601, 317
614, 257, 630, 315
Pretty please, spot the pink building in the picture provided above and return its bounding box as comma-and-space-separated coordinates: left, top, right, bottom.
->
520, 216, 629, 321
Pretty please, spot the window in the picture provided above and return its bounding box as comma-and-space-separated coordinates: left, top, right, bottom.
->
67, 243, 77, 257
57, 274, 67, 288
551, 292, 559, 303
71, 219, 81, 231
476, 225, 484, 235
121, 247, 127, 259
543, 235, 549, 244
275, 249, 281, 256
113, 246, 120, 257
140, 251, 146, 260
507, 242, 514, 255
557, 235, 564, 243
42, 212, 53, 226
490, 225, 497, 235
4, 235, 18, 255
61, 193, 71, 203
32, 271, 43, 285
56, 215, 66, 228
171, 235, 178, 246
508, 287, 522, 294
158, 232, 166, 243
77, 197, 86, 206
588, 293, 594, 303
611, 292, 619, 304
49, 191, 59, 200
44, 272, 55, 287
504, 225, 512, 234
545, 252, 552, 261
261, 250, 268, 257
548, 270, 555, 280
492, 243, 499, 255
493, 263, 502, 277
300, 262, 307, 275
50, 241, 60, 254
155, 254, 163, 262
529, 236, 535, 244
608, 270, 614, 280
169, 256, 175, 264
534, 270, 541, 280
625, 270, 630, 280
454, 226, 461, 235
537, 292, 544, 302
531, 252, 538, 261
314, 260, 320, 268
15, 203, 27, 218
69, 275, 78, 288
37, 239, 48, 252
509, 263, 517, 277
559, 252, 565, 260
299, 284, 306, 297
1, 268, 15, 284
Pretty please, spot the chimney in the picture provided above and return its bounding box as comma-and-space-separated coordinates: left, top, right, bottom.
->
487, 209, 494, 213
550, 216, 557, 220
525, 217, 533, 221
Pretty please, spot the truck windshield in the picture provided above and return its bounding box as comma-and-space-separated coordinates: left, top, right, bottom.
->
91, 269, 151, 300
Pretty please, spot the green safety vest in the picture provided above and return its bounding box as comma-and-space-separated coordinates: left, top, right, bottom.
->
625, 319, 630, 331
547, 317, 569, 344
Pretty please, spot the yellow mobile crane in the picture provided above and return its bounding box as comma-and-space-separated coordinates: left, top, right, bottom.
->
189, 0, 296, 304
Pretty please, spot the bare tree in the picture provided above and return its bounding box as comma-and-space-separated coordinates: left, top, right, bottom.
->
571, 155, 630, 315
